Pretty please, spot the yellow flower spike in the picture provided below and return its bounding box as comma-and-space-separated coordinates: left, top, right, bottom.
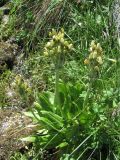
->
50, 40, 54, 47
44, 51, 49, 56
49, 31, 52, 37
46, 42, 51, 48
57, 45, 61, 53
44, 28, 73, 58
96, 43, 101, 48
90, 40, 96, 50
97, 56, 103, 65
84, 58, 90, 65
58, 31, 61, 36
52, 29, 57, 35
55, 35, 59, 42
60, 33, 64, 38
89, 51, 97, 59
61, 28, 64, 33
57, 34, 61, 41
58, 32, 64, 40
94, 66, 99, 71
60, 38, 65, 44
64, 41, 69, 47
89, 47, 93, 52
96, 43, 103, 55
68, 44, 73, 50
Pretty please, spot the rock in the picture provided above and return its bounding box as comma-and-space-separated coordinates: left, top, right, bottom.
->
0, 109, 37, 160
0, 6, 10, 15
3, 7, 10, 15
112, 0, 120, 45
2, 14, 9, 24
0, 0, 9, 7
0, 2, 11, 29
0, 41, 18, 73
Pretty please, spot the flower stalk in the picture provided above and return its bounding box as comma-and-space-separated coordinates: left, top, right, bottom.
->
44, 28, 73, 106
84, 40, 103, 107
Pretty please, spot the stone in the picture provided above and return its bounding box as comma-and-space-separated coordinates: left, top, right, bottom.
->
112, 0, 120, 45
0, 109, 37, 160
0, 0, 9, 7
0, 41, 18, 73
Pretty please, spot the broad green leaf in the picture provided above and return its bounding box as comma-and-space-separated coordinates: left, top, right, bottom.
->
41, 110, 63, 127
21, 136, 36, 142
39, 117, 60, 131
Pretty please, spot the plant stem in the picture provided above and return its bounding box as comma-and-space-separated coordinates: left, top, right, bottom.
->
54, 54, 61, 106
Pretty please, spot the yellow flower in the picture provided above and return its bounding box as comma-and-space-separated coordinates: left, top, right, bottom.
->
44, 28, 73, 57
97, 56, 103, 65
57, 45, 61, 53
89, 51, 97, 59
96, 43, 103, 55
60, 38, 64, 44
90, 40, 96, 50
46, 42, 51, 48
64, 41, 69, 47
52, 29, 57, 35
50, 40, 54, 47
94, 66, 99, 71
44, 51, 49, 56
84, 58, 90, 65
61, 28, 64, 33
49, 31, 52, 37
68, 44, 73, 50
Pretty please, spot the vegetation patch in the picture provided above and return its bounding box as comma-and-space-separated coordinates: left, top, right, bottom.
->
0, 0, 120, 159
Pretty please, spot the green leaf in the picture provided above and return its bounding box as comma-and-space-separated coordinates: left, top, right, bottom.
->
39, 117, 60, 131
37, 92, 55, 112
34, 102, 42, 109
58, 142, 68, 148
21, 136, 36, 142
23, 111, 34, 118
41, 110, 63, 127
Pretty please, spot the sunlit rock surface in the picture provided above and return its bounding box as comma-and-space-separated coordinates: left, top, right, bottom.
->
0, 109, 37, 160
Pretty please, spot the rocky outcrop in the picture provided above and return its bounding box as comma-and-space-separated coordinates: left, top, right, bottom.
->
0, 0, 9, 7
0, 109, 37, 160
0, 41, 18, 73
112, 0, 120, 45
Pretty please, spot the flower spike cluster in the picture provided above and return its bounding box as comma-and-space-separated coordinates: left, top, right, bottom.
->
84, 40, 103, 71
44, 28, 73, 56
14, 75, 32, 95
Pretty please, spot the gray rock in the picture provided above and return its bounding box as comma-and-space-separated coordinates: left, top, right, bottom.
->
0, 109, 37, 160
0, 0, 9, 7
0, 41, 18, 73
112, 0, 120, 45
0, 6, 10, 15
